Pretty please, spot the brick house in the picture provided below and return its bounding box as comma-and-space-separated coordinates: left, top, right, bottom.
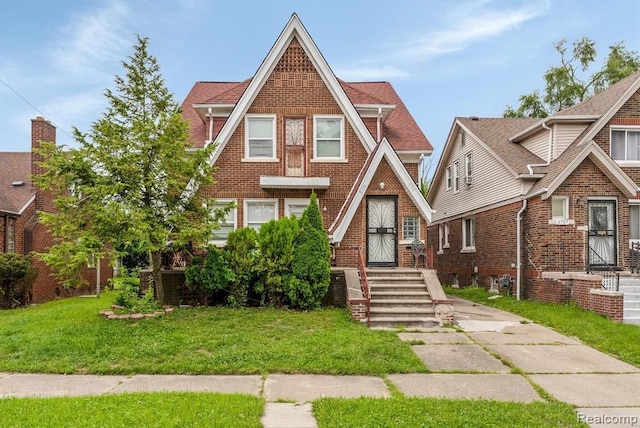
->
0, 117, 111, 303
182, 14, 433, 268
426, 70, 640, 322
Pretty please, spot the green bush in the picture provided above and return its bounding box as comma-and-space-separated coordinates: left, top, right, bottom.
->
257, 217, 299, 307
0, 252, 36, 308
224, 227, 259, 307
184, 247, 235, 301
110, 268, 144, 309
289, 193, 331, 309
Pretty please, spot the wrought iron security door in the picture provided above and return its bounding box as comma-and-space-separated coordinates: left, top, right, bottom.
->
367, 196, 397, 267
588, 200, 617, 266
285, 118, 305, 177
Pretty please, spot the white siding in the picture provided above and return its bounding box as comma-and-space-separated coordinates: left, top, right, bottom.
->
520, 130, 549, 161
554, 123, 588, 158
431, 129, 522, 222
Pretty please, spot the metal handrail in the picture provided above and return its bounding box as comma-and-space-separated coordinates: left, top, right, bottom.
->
353, 246, 370, 326
587, 246, 619, 291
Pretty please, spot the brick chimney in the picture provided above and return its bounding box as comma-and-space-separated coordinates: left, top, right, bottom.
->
31, 117, 56, 211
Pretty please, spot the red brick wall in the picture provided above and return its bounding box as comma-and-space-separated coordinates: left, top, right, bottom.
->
202, 38, 424, 268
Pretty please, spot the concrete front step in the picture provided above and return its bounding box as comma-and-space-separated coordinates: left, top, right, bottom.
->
370, 299, 433, 307
370, 283, 427, 292
369, 316, 439, 329
370, 307, 435, 315
368, 277, 424, 285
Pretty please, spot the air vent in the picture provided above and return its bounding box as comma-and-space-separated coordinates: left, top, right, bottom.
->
11, 181, 25, 187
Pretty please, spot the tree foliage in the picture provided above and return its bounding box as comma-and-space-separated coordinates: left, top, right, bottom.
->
33, 35, 225, 304
185, 247, 235, 302
504, 37, 640, 118
0, 253, 36, 308
289, 193, 331, 310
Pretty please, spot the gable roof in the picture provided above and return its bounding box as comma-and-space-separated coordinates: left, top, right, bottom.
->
0, 152, 35, 215
329, 137, 433, 243
202, 13, 377, 166
527, 140, 637, 199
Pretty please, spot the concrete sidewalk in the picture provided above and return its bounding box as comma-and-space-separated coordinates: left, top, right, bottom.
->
1, 297, 639, 428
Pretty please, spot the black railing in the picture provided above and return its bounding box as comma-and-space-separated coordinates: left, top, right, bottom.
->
541, 242, 619, 291
632, 242, 640, 274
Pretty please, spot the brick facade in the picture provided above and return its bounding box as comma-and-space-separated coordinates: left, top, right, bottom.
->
201, 38, 428, 269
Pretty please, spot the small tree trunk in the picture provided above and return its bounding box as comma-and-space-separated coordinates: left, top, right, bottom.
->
150, 249, 165, 305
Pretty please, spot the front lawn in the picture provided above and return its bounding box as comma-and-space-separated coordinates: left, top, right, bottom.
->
445, 286, 640, 368
313, 397, 585, 427
0, 293, 425, 375
0, 392, 264, 427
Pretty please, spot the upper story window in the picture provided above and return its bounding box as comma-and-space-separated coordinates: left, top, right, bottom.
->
465, 152, 473, 186
453, 161, 460, 193
611, 128, 640, 161
245, 115, 276, 160
445, 166, 452, 191
285, 198, 310, 218
313, 116, 344, 161
460, 130, 466, 148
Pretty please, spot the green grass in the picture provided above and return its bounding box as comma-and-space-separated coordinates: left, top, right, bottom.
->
0, 293, 425, 375
313, 397, 586, 427
445, 286, 640, 367
0, 392, 264, 427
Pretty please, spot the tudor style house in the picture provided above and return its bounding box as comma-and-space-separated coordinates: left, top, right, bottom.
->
426, 70, 640, 323
0, 117, 111, 303
182, 14, 433, 268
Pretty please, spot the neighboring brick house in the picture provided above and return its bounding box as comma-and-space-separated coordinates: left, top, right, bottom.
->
426, 70, 640, 321
182, 14, 433, 268
0, 117, 111, 303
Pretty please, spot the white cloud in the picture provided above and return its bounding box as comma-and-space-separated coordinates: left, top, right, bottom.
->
336, 0, 549, 81
48, 0, 133, 82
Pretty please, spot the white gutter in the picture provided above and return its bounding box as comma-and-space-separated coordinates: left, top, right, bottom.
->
516, 199, 528, 301
526, 121, 553, 174
376, 107, 382, 143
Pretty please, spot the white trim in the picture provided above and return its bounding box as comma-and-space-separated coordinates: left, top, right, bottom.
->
245, 114, 277, 160
260, 176, 330, 189
313, 115, 345, 161
542, 140, 637, 199
453, 161, 460, 194
284, 198, 311, 217
462, 217, 476, 252
330, 137, 433, 243
445, 166, 452, 191
551, 195, 569, 221
206, 13, 377, 168
610, 127, 640, 162
243, 199, 279, 230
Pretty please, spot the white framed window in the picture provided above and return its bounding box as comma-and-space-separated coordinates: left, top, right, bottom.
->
453, 161, 460, 193
460, 130, 466, 148
444, 222, 450, 248
462, 217, 475, 252
551, 196, 569, 220
244, 199, 278, 230
465, 152, 472, 186
245, 114, 276, 160
438, 224, 444, 253
611, 128, 640, 161
403, 217, 420, 241
445, 166, 452, 190
313, 115, 345, 160
285, 198, 310, 218
210, 200, 237, 242
630, 203, 640, 244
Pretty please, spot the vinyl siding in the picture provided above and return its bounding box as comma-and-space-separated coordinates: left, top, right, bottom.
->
520, 129, 549, 161
554, 123, 589, 158
431, 129, 523, 222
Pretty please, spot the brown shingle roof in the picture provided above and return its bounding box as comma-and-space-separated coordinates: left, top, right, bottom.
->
180, 79, 431, 151
0, 152, 34, 214
555, 70, 640, 117
457, 117, 544, 174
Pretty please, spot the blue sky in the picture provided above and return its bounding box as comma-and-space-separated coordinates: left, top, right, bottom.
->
1, 0, 639, 171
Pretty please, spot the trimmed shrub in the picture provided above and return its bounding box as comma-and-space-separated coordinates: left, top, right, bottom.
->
256, 217, 299, 307
224, 227, 259, 307
185, 247, 235, 303
0, 253, 36, 308
289, 193, 331, 309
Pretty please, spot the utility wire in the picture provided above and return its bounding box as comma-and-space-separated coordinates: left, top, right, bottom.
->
0, 75, 75, 141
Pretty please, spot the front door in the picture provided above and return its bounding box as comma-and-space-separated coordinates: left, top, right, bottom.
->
367, 196, 397, 267
588, 200, 617, 266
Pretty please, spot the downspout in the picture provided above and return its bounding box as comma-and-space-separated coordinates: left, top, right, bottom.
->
207, 107, 214, 143
376, 107, 382, 143
516, 199, 528, 301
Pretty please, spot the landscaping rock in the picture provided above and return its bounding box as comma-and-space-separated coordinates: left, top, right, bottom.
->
164, 307, 174, 313
131, 313, 145, 320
